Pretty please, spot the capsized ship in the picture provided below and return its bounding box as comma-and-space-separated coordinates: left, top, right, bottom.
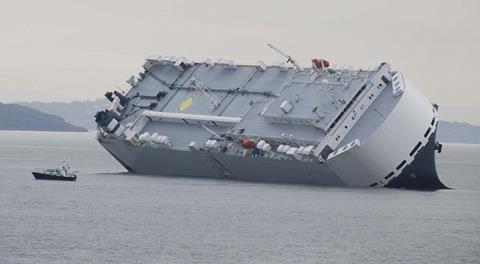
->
95, 46, 447, 189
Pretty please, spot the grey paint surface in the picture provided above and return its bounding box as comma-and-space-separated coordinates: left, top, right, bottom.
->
96, 58, 443, 188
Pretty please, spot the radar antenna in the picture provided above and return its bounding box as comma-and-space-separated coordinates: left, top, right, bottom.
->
266, 43, 301, 70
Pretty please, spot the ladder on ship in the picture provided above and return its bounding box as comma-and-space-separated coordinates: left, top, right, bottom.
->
198, 149, 235, 179
189, 75, 222, 111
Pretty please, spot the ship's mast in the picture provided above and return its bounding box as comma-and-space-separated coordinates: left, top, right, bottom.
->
267, 43, 301, 70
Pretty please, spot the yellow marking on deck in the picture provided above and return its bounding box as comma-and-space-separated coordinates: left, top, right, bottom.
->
179, 97, 193, 112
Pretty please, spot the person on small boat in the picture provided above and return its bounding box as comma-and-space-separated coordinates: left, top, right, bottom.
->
62, 159, 71, 177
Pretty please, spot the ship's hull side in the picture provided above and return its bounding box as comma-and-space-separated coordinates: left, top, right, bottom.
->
324, 78, 446, 189
99, 121, 443, 189
99, 137, 347, 186
385, 131, 447, 189
97, 74, 447, 189
96, 59, 447, 189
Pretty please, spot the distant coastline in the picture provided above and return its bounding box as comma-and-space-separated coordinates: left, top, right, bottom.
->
437, 121, 480, 144
16, 99, 108, 130
0, 102, 87, 132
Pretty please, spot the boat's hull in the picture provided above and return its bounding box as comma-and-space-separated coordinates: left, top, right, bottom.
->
99, 129, 445, 189
32, 172, 77, 181
97, 75, 447, 190
100, 137, 346, 186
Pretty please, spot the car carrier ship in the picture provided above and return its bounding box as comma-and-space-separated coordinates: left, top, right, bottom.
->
95, 45, 446, 189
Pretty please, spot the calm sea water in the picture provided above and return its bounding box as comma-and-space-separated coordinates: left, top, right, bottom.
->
0, 131, 479, 264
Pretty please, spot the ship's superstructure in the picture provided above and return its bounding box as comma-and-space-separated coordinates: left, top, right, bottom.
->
95, 49, 446, 189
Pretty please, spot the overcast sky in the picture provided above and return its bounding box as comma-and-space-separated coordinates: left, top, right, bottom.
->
1, 0, 479, 123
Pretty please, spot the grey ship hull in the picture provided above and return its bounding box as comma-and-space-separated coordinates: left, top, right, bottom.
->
95, 54, 447, 189
99, 130, 444, 189
101, 138, 345, 186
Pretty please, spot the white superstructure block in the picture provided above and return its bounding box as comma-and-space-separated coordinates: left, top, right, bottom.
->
280, 100, 293, 114
286, 147, 298, 155
261, 143, 272, 152
257, 61, 268, 71
205, 139, 219, 148
392, 72, 405, 96
256, 140, 266, 149
106, 119, 118, 131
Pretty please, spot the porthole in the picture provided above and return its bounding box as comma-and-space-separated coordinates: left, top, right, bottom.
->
396, 160, 407, 170
384, 172, 394, 179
